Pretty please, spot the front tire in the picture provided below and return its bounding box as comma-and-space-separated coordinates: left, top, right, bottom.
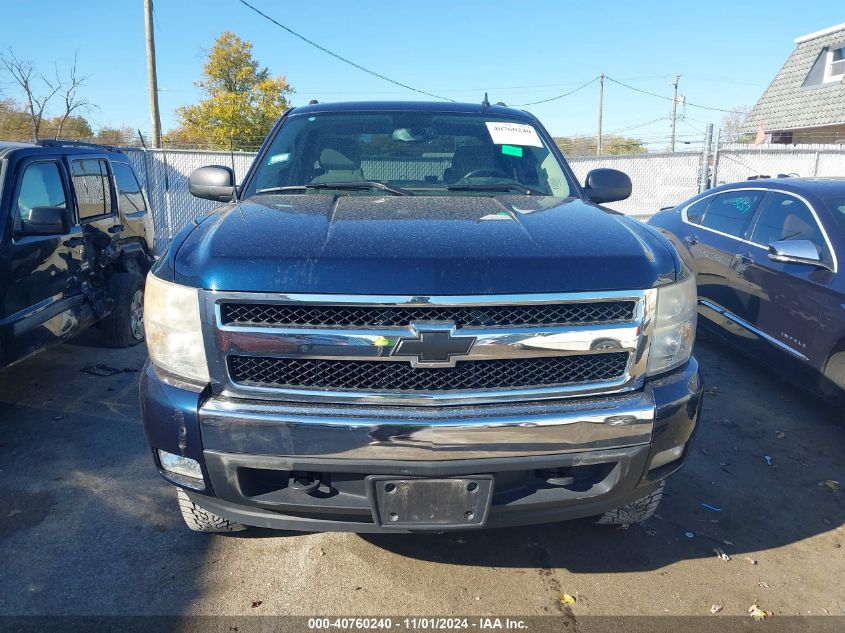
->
594, 481, 665, 525
100, 272, 145, 348
177, 489, 248, 533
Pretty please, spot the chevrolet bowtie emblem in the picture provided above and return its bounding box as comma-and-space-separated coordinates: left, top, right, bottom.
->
391, 324, 476, 368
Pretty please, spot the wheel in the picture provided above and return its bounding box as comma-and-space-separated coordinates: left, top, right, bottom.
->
821, 350, 845, 406
594, 481, 665, 525
100, 272, 145, 348
176, 488, 247, 533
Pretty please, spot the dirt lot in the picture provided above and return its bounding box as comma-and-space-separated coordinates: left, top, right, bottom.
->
0, 332, 843, 619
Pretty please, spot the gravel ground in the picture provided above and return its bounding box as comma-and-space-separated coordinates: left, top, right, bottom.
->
0, 333, 842, 619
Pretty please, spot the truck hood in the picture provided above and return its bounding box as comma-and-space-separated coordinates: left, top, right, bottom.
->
170, 194, 678, 294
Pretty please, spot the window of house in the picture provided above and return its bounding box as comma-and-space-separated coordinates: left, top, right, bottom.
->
700, 191, 763, 237
71, 159, 112, 219
825, 45, 845, 83
112, 162, 146, 214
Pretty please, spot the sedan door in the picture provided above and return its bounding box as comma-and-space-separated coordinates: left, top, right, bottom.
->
729, 190, 837, 374
678, 189, 764, 326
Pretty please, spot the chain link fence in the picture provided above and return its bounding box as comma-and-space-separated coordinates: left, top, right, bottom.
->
122, 144, 845, 254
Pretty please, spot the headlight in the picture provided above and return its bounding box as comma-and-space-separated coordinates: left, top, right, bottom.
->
144, 273, 210, 382
647, 274, 697, 375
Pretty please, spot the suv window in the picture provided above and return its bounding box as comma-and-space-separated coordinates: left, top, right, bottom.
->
701, 191, 762, 237
15, 161, 67, 231
71, 159, 112, 219
112, 162, 146, 214
750, 192, 828, 258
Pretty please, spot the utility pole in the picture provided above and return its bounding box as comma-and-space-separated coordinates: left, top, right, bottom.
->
596, 73, 604, 156
670, 74, 681, 153
144, 0, 162, 148
699, 123, 714, 193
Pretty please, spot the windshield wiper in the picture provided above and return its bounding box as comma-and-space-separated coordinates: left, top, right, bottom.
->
446, 183, 547, 196
256, 181, 413, 196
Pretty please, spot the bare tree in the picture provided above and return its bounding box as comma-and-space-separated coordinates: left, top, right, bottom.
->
720, 105, 752, 143
54, 52, 91, 139
0, 49, 61, 141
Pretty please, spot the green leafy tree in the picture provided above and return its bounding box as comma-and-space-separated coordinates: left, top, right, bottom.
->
173, 31, 294, 150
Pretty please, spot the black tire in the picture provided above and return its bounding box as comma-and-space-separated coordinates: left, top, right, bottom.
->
176, 489, 247, 533
594, 481, 665, 525
821, 350, 845, 404
100, 272, 145, 348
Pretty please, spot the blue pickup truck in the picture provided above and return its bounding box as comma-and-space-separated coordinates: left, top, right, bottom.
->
140, 101, 702, 533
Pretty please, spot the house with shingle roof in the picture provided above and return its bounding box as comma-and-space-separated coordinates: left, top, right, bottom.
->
742, 23, 845, 144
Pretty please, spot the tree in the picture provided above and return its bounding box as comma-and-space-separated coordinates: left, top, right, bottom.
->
554, 135, 647, 157
54, 53, 92, 139
720, 105, 752, 144
0, 49, 92, 141
173, 32, 294, 150
1, 49, 60, 141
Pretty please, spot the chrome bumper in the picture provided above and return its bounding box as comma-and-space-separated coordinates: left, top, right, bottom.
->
199, 391, 655, 460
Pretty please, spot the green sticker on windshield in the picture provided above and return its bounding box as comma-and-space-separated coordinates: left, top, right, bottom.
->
501, 144, 523, 158
268, 152, 291, 165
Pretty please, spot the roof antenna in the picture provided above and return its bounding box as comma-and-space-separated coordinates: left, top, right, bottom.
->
481, 92, 490, 109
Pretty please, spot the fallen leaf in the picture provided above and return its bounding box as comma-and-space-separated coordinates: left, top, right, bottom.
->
713, 547, 731, 562
251, 601, 262, 609
776, 431, 785, 440
758, 582, 770, 589
7, 509, 22, 517
710, 604, 723, 614
685, 531, 695, 538
748, 604, 771, 621
743, 556, 758, 565
705, 387, 719, 395
645, 529, 657, 537
560, 594, 576, 606
722, 540, 734, 545
764, 455, 773, 466
820, 480, 839, 492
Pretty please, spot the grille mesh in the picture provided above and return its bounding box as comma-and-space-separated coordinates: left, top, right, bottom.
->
228, 352, 629, 392
220, 301, 636, 328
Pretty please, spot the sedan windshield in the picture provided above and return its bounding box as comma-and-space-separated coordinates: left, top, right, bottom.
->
243, 111, 573, 198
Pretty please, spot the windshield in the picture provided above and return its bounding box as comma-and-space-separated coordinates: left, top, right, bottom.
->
243, 111, 573, 198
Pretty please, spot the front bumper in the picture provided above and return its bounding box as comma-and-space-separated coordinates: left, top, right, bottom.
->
141, 357, 702, 532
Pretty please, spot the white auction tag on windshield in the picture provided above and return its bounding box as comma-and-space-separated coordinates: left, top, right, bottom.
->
485, 122, 543, 147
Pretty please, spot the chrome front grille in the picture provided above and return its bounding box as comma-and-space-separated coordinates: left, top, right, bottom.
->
228, 353, 630, 392
203, 291, 655, 406
220, 301, 636, 328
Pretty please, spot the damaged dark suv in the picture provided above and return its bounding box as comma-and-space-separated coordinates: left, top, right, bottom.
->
141, 101, 702, 533
0, 141, 153, 368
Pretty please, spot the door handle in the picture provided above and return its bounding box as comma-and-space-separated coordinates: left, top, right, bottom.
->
734, 253, 753, 265
684, 235, 699, 246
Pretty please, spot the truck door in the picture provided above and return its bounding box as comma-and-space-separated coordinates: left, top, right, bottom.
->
3, 157, 83, 362
729, 190, 835, 372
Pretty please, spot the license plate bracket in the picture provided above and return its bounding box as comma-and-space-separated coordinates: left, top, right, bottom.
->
367, 475, 493, 530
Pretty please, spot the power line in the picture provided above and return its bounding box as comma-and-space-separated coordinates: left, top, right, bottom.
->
234, 0, 455, 102
604, 75, 748, 114
513, 76, 600, 107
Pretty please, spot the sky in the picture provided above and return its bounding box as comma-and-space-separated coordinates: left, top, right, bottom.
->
1, 0, 843, 148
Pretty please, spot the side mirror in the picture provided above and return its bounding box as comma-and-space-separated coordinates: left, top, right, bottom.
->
20, 206, 71, 235
189, 165, 236, 202
584, 168, 632, 204
768, 239, 831, 270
